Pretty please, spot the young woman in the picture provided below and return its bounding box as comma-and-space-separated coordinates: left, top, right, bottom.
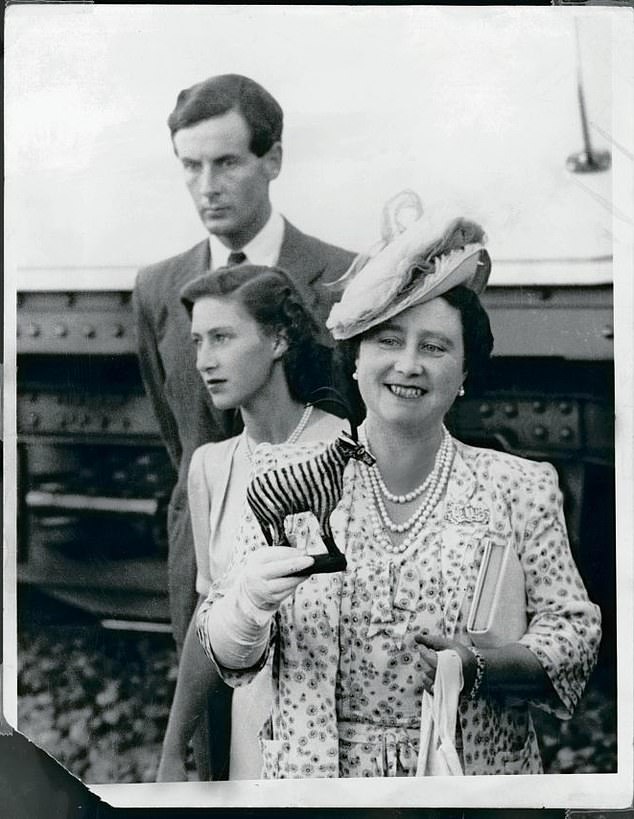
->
156, 264, 347, 781
197, 200, 601, 777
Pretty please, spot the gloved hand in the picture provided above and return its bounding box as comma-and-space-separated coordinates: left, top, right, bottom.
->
241, 546, 315, 612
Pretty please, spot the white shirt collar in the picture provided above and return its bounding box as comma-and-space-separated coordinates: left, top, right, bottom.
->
208, 210, 285, 270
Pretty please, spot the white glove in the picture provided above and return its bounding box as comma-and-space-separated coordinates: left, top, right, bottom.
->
201, 547, 314, 671
241, 546, 315, 612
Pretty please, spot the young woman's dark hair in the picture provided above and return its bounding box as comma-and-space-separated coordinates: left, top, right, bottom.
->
181, 265, 332, 406
335, 284, 494, 416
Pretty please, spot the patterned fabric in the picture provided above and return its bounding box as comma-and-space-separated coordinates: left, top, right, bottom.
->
197, 435, 602, 778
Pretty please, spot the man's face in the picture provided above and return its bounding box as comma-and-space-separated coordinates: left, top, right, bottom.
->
173, 109, 282, 250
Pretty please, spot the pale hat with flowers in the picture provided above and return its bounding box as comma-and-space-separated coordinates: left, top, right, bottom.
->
326, 191, 491, 341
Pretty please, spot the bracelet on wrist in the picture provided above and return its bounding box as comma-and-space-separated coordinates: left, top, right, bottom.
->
466, 645, 486, 700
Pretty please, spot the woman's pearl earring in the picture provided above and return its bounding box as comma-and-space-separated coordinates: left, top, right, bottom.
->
352, 370, 359, 381
458, 385, 465, 397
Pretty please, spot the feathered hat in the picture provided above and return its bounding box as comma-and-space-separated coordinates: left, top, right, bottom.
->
326, 191, 491, 341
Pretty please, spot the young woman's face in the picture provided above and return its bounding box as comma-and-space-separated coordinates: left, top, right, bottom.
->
191, 294, 284, 410
356, 297, 465, 433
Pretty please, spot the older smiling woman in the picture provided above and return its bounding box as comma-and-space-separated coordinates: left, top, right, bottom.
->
196, 194, 601, 778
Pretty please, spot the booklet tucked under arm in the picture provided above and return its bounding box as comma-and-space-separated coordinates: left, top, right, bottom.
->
467, 538, 527, 649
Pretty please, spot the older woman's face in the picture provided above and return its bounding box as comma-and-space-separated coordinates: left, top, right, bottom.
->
356, 297, 465, 433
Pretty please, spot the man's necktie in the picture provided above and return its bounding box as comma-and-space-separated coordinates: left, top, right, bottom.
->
227, 251, 247, 266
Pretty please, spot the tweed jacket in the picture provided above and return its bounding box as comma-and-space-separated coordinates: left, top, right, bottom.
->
133, 221, 354, 645
199, 436, 602, 778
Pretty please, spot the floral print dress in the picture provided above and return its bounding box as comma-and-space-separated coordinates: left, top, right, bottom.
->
197, 434, 602, 778
336, 469, 450, 777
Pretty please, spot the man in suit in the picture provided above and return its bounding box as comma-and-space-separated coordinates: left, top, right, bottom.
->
133, 74, 354, 779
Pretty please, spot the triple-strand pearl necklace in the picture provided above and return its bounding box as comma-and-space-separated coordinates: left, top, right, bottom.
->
360, 425, 455, 555
369, 427, 453, 533
370, 429, 451, 504
243, 404, 314, 462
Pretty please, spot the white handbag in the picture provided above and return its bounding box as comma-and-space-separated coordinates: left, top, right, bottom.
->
416, 649, 464, 776
466, 538, 527, 649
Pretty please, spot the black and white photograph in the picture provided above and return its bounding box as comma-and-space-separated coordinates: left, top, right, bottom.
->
3, 3, 633, 812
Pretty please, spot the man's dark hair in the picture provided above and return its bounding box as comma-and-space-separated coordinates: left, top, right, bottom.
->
168, 74, 283, 157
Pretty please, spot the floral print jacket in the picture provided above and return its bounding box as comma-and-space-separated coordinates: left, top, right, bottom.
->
197, 435, 602, 778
